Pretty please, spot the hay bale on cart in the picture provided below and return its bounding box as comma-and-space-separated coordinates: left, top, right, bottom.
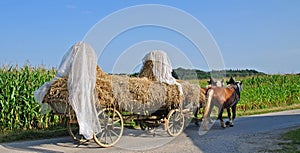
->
139, 51, 205, 111
43, 50, 204, 114
43, 65, 182, 113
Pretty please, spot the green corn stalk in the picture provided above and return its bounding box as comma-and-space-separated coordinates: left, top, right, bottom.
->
0, 65, 65, 132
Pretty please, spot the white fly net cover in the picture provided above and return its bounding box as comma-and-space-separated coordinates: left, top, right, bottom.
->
34, 42, 101, 139
142, 50, 183, 95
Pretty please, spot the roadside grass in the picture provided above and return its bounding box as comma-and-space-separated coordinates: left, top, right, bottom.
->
0, 127, 68, 143
236, 103, 300, 117
195, 103, 300, 119
273, 128, 300, 153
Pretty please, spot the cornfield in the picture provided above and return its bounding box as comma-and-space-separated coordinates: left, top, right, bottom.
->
0, 65, 64, 132
198, 75, 300, 111
237, 75, 300, 111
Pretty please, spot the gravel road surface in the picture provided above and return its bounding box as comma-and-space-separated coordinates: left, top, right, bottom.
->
1, 109, 300, 153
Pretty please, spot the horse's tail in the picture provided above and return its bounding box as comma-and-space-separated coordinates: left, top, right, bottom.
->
203, 88, 214, 120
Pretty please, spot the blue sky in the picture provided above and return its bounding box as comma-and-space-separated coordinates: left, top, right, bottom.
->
0, 0, 300, 74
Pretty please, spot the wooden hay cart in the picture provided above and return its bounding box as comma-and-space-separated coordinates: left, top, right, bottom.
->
41, 49, 204, 148
43, 66, 193, 148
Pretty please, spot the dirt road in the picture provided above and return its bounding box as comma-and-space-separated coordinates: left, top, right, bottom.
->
1, 109, 300, 153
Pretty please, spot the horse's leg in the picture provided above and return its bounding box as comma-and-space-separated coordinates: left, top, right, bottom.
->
218, 106, 226, 128
225, 108, 231, 126
229, 104, 237, 127
202, 89, 214, 130
207, 104, 214, 124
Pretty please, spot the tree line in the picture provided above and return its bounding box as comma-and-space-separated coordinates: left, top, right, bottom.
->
172, 67, 265, 80
130, 67, 265, 80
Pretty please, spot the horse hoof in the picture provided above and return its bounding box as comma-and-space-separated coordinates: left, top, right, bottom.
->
225, 121, 230, 126
195, 122, 199, 126
229, 124, 234, 127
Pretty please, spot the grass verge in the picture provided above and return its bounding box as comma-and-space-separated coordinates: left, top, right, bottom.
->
236, 103, 300, 117
273, 128, 300, 153
0, 127, 69, 143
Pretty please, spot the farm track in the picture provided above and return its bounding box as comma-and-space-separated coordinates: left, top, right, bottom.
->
1, 109, 300, 153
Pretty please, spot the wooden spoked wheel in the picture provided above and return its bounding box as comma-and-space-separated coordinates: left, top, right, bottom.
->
67, 118, 87, 143
166, 109, 185, 137
93, 108, 124, 148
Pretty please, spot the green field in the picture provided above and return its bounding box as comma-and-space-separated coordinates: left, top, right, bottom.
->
0, 65, 300, 136
0, 65, 64, 133
198, 74, 300, 113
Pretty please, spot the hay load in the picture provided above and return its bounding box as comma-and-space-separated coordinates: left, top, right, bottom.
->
139, 50, 205, 109
139, 60, 157, 81
178, 80, 202, 108
42, 50, 205, 114
43, 65, 182, 113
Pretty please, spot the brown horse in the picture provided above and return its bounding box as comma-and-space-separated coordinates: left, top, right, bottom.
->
202, 77, 242, 129
194, 77, 224, 125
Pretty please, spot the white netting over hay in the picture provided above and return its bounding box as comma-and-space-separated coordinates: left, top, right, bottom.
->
34, 42, 101, 139
140, 50, 183, 95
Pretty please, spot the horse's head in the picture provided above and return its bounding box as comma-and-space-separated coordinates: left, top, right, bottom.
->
235, 81, 243, 92
207, 77, 224, 87
207, 77, 215, 85
226, 76, 236, 85
227, 77, 243, 92
216, 79, 224, 87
